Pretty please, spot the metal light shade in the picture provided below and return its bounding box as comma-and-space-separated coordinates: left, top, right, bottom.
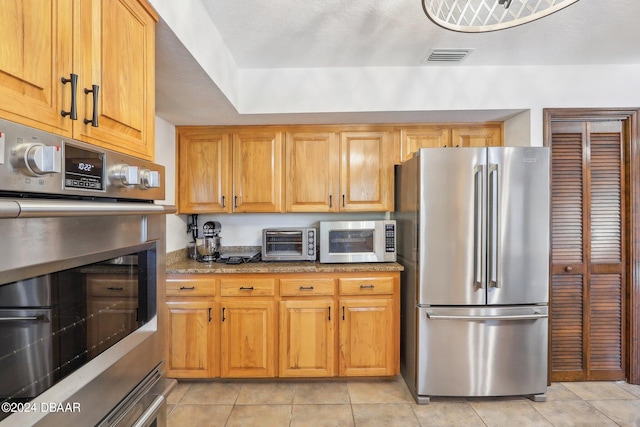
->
422, 0, 581, 32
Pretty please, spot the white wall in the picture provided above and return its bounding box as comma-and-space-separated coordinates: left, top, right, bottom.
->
504, 110, 532, 147
154, 116, 187, 253
150, 0, 640, 252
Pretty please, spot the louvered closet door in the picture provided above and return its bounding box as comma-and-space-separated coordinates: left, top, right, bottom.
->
550, 121, 626, 381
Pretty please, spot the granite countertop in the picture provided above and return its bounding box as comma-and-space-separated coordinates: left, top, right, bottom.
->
166, 250, 404, 274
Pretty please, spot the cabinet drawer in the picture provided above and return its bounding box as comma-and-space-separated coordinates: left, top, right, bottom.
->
166, 276, 216, 297
280, 278, 335, 296
339, 277, 394, 295
86, 275, 138, 297
220, 278, 276, 296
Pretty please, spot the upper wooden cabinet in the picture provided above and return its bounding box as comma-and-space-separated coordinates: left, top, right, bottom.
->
399, 127, 450, 161
177, 123, 501, 213
233, 131, 284, 213
451, 125, 502, 148
75, 0, 157, 159
399, 123, 503, 162
176, 127, 283, 214
0, 1, 73, 136
285, 129, 394, 212
177, 129, 231, 213
340, 131, 394, 212
0, 0, 157, 160
285, 131, 340, 212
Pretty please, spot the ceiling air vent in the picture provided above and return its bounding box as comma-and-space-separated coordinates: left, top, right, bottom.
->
422, 48, 473, 64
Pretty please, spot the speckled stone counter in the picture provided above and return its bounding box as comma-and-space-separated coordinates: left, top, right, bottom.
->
166, 254, 404, 274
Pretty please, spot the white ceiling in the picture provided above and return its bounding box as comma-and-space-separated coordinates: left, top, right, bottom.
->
154, 0, 640, 126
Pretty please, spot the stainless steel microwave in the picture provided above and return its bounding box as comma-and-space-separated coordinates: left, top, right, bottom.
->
262, 227, 317, 261
319, 220, 397, 263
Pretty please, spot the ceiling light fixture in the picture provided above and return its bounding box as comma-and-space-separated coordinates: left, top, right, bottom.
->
422, 0, 581, 32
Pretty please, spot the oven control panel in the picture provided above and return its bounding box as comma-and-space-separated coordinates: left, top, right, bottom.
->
0, 118, 164, 201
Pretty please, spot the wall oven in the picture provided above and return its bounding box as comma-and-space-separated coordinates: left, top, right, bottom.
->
0, 118, 175, 426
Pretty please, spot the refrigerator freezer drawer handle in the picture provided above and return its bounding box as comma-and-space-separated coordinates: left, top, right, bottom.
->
425, 313, 548, 321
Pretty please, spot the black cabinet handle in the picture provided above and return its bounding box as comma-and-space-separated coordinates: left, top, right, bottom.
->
180, 286, 195, 291
329, 195, 332, 208
106, 286, 124, 291
239, 286, 254, 291
360, 284, 375, 289
222, 307, 226, 322
234, 195, 238, 209
299, 286, 314, 291
328, 306, 331, 321
222, 195, 226, 208
342, 194, 346, 207
84, 84, 99, 127
342, 306, 345, 320
208, 307, 212, 322
61, 74, 78, 120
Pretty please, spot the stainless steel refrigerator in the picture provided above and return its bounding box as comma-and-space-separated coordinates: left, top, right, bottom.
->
395, 147, 550, 404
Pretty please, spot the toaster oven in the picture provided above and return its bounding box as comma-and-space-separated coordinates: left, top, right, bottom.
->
262, 228, 317, 261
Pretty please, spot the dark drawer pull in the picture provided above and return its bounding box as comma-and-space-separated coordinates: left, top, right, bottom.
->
360, 284, 375, 289
107, 287, 124, 291
239, 286, 254, 291
180, 286, 196, 290
299, 286, 314, 291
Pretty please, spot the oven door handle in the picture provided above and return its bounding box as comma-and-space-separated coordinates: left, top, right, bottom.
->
0, 315, 43, 322
0, 199, 176, 218
131, 395, 165, 427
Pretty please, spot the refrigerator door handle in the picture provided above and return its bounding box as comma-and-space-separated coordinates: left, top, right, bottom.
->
473, 165, 484, 289
425, 313, 548, 321
488, 164, 499, 288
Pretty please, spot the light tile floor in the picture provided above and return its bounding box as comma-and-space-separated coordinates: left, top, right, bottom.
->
167, 376, 640, 426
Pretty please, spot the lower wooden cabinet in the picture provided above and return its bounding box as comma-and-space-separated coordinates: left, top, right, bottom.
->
279, 299, 335, 377
165, 271, 399, 379
220, 299, 276, 377
339, 298, 395, 376
165, 300, 216, 378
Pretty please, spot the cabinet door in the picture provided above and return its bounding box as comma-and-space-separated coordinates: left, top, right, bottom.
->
399, 127, 451, 162
220, 299, 276, 377
285, 132, 340, 212
279, 299, 335, 377
166, 300, 215, 378
340, 131, 394, 211
177, 130, 232, 213
0, 0, 73, 135
76, 0, 156, 160
339, 298, 395, 376
451, 125, 502, 147
233, 131, 284, 212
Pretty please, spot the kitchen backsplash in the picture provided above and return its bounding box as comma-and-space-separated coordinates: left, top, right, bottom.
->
182, 212, 390, 247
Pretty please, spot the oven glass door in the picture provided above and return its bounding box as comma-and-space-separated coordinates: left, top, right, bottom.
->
265, 231, 304, 257
0, 244, 156, 421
